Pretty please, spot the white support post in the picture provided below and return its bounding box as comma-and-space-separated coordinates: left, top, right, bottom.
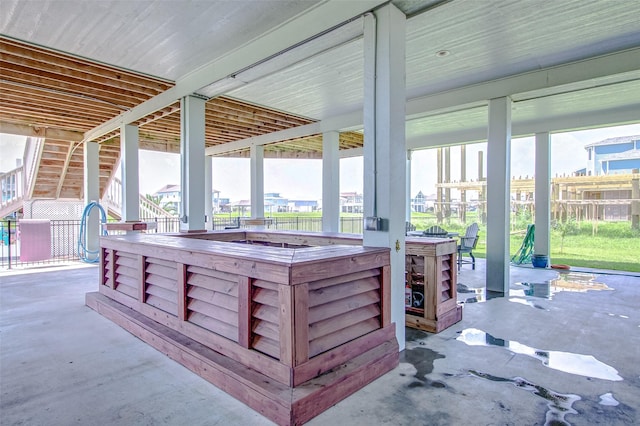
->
363, 5, 406, 349
322, 131, 340, 232
83, 141, 100, 252
180, 95, 206, 232
205, 156, 213, 230
250, 145, 265, 223
486, 97, 512, 295
406, 150, 412, 225
120, 124, 140, 223
534, 132, 551, 258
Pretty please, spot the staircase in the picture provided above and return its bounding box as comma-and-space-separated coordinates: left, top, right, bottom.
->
3, 137, 172, 220
103, 177, 174, 220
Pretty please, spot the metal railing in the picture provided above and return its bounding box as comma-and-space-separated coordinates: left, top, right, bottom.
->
1, 216, 365, 270
103, 177, 174, 220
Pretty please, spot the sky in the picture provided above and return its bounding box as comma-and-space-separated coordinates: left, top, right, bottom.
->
2, 123, 640, 202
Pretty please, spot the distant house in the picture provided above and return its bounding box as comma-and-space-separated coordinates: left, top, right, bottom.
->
288, 199, 318, 213
582, 135, 640, 220
154, 184, 222, 213
585, 135, 640, 176
264, 193, 289, 212
411, 191, 426, 213
340, 192, 363, 213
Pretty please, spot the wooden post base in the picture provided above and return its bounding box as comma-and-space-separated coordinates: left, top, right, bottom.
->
405, 305, 463, 334
86, 292, 399, 426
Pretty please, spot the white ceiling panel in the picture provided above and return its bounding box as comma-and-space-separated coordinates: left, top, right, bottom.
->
0, 0, 323, 81
225, 0, 640, 127
405, 0, 640, 97
228, 37, 364, 120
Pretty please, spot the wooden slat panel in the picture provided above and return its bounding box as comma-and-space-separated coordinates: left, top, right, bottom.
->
187, 273, 238, 296
189, 312, 237, 342
146, 273, 177, 291
252, 279, 280, 291
115, 274, 138, 289
308, 276, 379, 307
187, 265, 238, 282
309, 305, 380, 340
293, 325, 395, 386
114, 282, 137, 299
146, 263, 176, 280
146, 294, 177, 315
309, 318, 380, 357
145, 257, 176, 268
252, 304, 278, 323
96, 285, 289, 384
308, 290, 380, 324
115, 256, 138, 269
115, 264, 138, 279
252, 287, 278, 307
114, 250, 138, 260
308, 269, 380, 291
188, 299, 238, 327
251, 335, 279, 359
188, 286, 237, 312
252, 319, 279, 341
145, 284, 176, 302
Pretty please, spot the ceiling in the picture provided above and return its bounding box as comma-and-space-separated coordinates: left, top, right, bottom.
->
1, 0, 639, 159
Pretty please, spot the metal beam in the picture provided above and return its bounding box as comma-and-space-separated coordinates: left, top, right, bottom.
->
405, 48, 640, 119
83, 0, 386, 143
406, 104, 640, 149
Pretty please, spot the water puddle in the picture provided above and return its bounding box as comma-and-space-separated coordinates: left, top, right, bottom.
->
401, 346, 445, 382
514, 272, 612, 300
457, 328, 622, 381
598, 392, 620, 406
469, 370, 580, 426
457, 283, 485, 303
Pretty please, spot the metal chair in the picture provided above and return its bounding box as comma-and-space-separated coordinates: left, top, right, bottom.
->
458, 223, 479, 270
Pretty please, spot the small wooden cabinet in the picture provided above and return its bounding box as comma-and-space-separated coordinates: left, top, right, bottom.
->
405, 237, 462, 333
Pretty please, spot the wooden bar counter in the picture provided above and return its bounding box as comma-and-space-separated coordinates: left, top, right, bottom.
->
86, 230, 397, 426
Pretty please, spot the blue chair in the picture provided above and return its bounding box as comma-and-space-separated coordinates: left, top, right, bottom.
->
458, 223, 479, 270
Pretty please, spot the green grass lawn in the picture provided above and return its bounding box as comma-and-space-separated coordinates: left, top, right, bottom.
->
217, 212, 640, 272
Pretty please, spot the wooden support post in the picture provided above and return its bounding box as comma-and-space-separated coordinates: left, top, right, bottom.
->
138, 255, 146, 303
237, 276, 251, 348
279, 285, 295, 368
177, 263, 187, 321
99, 247, 106, 287
293, 284, 309, 366
381, 265, 392, 327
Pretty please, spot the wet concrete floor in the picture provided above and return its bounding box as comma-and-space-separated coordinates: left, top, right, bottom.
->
1, 261, 639, 425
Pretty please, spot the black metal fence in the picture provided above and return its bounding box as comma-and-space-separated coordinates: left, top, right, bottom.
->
1, 216, 365, 270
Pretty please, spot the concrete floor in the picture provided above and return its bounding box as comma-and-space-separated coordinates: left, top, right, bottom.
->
1, 261, 638, 425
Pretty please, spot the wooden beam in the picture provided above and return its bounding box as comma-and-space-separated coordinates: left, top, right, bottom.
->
0, 121, 83, 141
